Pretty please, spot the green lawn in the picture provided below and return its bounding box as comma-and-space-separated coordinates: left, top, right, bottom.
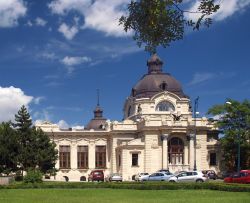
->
0, 189, 249, 203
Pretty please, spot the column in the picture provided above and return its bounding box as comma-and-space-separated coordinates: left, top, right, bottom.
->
162, 134, 169, 169
189, 134, 194, 170
89, 141, 95, 169
111, 138, 117, 173
184, 144, 189, 166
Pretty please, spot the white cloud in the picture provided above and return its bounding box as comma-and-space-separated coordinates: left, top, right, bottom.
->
188, 72, 216, 85
58, 119, 69, 129
0, 86, 33, 122
33, 96, 45, 105
49, 0, 131, 37
58, 23, 79, 40
35, 17, 47, 27
0, 0, 27, 28
48, 0, 92, 15
61, 56, 92, 66
186, 0, 250, 22
40, 52, 56, 60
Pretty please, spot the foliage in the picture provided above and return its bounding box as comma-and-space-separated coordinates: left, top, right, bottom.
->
119, 0, 220, 54
0, 122, 20, 175
14, 105, 34, 172
31, 128, 58, 174
0, 106, 58, 177
1, 181, 250, 192
207, 99, 250, 171
23, 169, 43, 183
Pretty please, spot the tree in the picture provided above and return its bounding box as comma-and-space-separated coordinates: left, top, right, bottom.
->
207, 99, 250, 171
14, 105, 35, 172
32, 128, 58, 174
119, 0, 220, 54
14, 105, 58, 175
0, 122, 20, 175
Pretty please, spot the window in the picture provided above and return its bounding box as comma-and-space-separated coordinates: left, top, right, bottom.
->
159, 82, 167, 90
168, 137, 184, 164
95, 146, 106, 168
77, 146, 88, 169
210, 153, 217, 166
156, 101, 175, 112
59, 146, 70, 169
132, 153, 138, 166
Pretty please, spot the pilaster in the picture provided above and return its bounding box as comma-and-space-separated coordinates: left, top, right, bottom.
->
189, 134, 195, 170
162, 134, 169, 169
89, 141, 95, 169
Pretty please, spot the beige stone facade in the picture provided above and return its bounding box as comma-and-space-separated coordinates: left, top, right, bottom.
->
36, 55, 220, 181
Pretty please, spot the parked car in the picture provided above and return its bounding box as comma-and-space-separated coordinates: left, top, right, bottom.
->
174, 171, 187, 175
141, 172, 173, 181
157, 169, 170, 173
134, 173, 150, 181
202, 170, 217, 180
107, 173, 123, 182
224, 170, 250, 184
168, 171, 208, 183
88, 170, 104, 182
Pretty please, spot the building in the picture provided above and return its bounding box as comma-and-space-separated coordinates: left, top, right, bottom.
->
36, 55, 220, 181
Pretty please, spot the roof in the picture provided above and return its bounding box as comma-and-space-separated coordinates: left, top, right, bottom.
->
131, 54, 188, 99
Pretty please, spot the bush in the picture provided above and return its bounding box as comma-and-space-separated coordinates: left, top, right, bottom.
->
1, 181, 250, 192
23, 169, 43, 183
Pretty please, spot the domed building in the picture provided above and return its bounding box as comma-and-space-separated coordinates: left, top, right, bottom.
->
36, 55, 220, 181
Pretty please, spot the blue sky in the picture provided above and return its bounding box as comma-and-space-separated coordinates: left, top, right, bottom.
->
0, 0, 250, 128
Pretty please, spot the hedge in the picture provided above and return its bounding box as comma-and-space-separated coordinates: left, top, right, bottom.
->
1, 181, 250, 192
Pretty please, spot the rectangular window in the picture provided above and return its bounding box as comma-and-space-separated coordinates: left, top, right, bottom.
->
132, 153, 138, 166
95, 146, 106, 168
77, 146, 88, 169
59, 145, 70, 169
210, 153, 217, 166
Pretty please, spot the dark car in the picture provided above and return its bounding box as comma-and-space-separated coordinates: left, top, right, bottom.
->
202, 170, 217, 180
224, 170, 250, 184
88, 170, 104, 182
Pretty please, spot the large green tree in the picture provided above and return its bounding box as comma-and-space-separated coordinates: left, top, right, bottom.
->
14, 105, 58, 175
119, 0, 220, 53
0, 122, 20, 175
207, 99, 250, 171
14, 105, 35, 172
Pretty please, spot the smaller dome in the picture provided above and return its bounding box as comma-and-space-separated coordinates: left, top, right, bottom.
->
85, 105, 107, 130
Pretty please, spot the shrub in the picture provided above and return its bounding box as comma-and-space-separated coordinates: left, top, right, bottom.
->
23, 169, 43, 183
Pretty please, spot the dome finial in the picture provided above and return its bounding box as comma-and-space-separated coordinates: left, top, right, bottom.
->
97, 89, 100, 106
94, 89, 103, 118
147, 54, 163, 74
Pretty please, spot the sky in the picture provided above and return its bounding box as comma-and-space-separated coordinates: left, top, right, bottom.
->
0, 0, 250, 129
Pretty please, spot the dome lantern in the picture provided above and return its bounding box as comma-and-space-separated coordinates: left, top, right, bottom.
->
147, 54, 163, 74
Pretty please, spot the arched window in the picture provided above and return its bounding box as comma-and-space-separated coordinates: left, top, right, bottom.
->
127, 106, 132, 117
168, 137, 184, 164
156, 101, 175, 112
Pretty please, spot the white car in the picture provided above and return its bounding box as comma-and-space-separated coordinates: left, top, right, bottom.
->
141, 172, 173, 181
168, 171, 208, 183
135, 173, 150, 181
108, 173, 123, 182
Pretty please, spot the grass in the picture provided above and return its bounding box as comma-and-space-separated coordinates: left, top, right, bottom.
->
0, 189, 249, 203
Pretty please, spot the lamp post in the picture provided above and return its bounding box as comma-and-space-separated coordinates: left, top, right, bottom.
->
193, 96, 199, 171
226, 101, 241, 173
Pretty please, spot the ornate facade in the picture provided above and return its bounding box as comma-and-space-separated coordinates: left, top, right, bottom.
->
36, 55, 220, 181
